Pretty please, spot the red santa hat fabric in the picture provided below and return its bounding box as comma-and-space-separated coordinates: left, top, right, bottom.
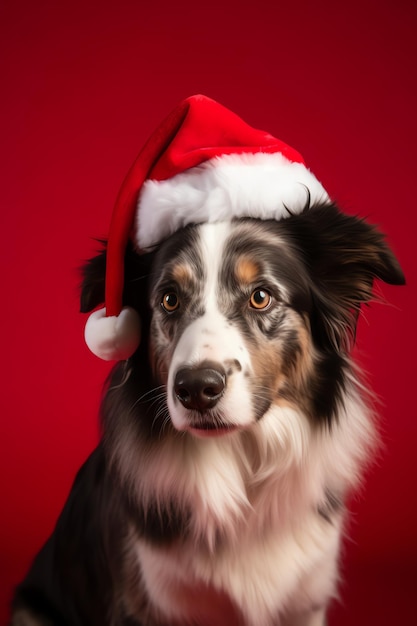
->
84, 94, 329, 360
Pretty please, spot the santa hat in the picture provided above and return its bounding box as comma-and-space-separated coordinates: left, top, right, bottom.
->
84, 94, 329, 360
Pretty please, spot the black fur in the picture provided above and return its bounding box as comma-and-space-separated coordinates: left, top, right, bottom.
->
12, 448, 129, 626
278, 203, 405, 351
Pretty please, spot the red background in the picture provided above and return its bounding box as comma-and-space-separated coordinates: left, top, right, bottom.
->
1, 1, 416, 624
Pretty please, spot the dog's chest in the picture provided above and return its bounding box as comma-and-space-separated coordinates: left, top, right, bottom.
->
168, 581, 243, 626
126, 535, 246, 625
130, 509, 341, 626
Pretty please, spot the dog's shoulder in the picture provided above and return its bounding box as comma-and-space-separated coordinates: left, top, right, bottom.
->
11, 447, 128, 626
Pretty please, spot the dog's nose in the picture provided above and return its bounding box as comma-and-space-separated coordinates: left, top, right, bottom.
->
174, 364, 226, 411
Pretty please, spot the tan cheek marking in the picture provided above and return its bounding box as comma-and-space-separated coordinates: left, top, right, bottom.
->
234, 257, 260, 285
291, 316, 310, 359
294, 320, 315, 385
251, 314, 314, 403
280, 313, 315, 390
249, 339, 283, 394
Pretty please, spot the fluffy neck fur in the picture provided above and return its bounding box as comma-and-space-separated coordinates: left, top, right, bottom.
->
105, 365, 374, 551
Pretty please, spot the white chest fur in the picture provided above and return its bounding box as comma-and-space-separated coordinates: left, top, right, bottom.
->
135, 508, 342, 626
120, 387, 372, 625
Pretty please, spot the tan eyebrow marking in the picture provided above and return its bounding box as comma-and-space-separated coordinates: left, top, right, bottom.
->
171, 263, 194, 284
234, 256, 260, 285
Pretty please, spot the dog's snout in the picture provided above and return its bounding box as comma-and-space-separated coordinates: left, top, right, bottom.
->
174, 364, 226, 411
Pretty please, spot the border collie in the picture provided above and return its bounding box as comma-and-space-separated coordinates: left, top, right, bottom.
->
11, 201, 404, 626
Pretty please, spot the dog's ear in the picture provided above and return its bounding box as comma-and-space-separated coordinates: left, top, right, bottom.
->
284, 202, 405, 350
80, 241, 153, 314
80, 244, 107, 313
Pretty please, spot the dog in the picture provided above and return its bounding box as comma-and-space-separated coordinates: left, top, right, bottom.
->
11, 199, 404, 626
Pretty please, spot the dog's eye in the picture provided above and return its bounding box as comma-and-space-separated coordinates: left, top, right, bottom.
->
161, 292, 180, 312
249, 289, 272, 310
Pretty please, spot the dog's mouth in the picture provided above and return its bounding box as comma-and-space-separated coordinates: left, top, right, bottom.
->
187, 419, 238, 438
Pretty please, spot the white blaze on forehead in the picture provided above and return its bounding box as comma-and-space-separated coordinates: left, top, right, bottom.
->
166, 222, 254, 431
169, 222, 240, 369
199, 221, 231, 307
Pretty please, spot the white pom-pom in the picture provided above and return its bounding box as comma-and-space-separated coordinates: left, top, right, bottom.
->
84, 306, 141, 361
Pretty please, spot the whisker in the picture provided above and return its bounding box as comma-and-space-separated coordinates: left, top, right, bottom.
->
129, 386, 166, 412
152, 403, 172, 438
